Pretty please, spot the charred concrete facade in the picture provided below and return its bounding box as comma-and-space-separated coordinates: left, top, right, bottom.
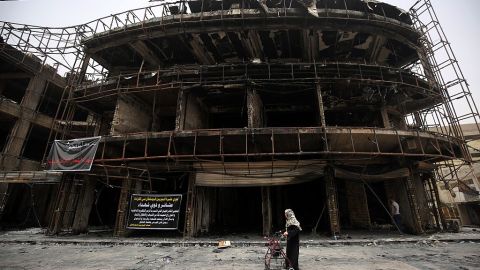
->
1, 0, 479, 237
0, 42, 65, 227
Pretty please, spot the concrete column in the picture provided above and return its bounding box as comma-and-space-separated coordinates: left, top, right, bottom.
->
175, 89, 187, 131
72, 177, 97, 234
0, 75, 46, 219
345, 181, 371, 229
2, 75, 46, 169
413, 172, 431, 229
184, 173, 196, 237
33, 184, 82, 233
429, 175, 446, 229
150, 92, 161, 132
315, 83, 326, 127
62, 180, 82, 229
247, 89, 264, 128
405, 168, 424, 234
193, 187, 213, 235
325, 168, 340, 236
47, 175, 75, 235
114, 176, 133, 237
381, 107, 391, 128
261, 186, 272, 236
77, 54, 91, 84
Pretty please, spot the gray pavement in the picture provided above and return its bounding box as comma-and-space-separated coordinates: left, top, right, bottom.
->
0, 228, 479, 269
1, 227, 480, 247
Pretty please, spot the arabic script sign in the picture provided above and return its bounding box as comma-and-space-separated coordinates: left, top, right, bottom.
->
127, 194, 183, 230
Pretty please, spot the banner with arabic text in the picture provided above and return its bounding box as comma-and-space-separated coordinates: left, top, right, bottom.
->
46, 136, 101, 171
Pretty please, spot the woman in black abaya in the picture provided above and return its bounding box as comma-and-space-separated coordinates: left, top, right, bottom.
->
283, 209, 301, 270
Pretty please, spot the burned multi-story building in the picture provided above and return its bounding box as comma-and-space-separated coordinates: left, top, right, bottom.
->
0, 0, 479, 237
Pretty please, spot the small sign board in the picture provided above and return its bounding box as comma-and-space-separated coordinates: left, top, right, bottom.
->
127, 194, 182, 230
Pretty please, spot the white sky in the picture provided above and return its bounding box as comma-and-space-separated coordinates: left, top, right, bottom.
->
0, 0, 479, 117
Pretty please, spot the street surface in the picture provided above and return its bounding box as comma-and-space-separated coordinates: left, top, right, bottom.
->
0, 239, 479, 269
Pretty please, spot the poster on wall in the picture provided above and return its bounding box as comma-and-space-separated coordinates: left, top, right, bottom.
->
46, 136, 101, 171
127, 194, 183, 230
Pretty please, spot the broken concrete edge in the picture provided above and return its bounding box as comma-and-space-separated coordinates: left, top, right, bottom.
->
0, 237, 479, 247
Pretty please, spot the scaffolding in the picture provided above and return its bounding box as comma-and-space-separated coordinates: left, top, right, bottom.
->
1, 0, 479, 234
409, 0, 480, 206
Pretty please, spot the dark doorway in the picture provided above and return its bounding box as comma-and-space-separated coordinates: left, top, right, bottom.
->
88, 183, 120, 229
211, 187, 262, 234
366, 182, 391, 225
270, 179, 328, 234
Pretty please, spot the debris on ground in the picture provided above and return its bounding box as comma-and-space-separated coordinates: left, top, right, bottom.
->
218, 240, 231, 249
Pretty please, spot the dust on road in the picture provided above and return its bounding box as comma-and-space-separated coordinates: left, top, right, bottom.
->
0, 241, 478, 270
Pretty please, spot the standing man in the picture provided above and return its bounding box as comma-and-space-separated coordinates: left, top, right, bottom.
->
390, 198, 403, 233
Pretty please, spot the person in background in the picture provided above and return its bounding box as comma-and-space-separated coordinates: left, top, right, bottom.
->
390, 198, 403, 233
283, 209, 301, 270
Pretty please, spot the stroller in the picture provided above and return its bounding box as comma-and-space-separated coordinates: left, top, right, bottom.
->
264, 231, 294, 270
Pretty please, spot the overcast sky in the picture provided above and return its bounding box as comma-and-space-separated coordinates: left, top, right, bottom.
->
0, 0, 479, 118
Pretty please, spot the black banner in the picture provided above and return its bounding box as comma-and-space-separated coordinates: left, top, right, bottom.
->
127, 194, 183, 230
46, 136, 101, 172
